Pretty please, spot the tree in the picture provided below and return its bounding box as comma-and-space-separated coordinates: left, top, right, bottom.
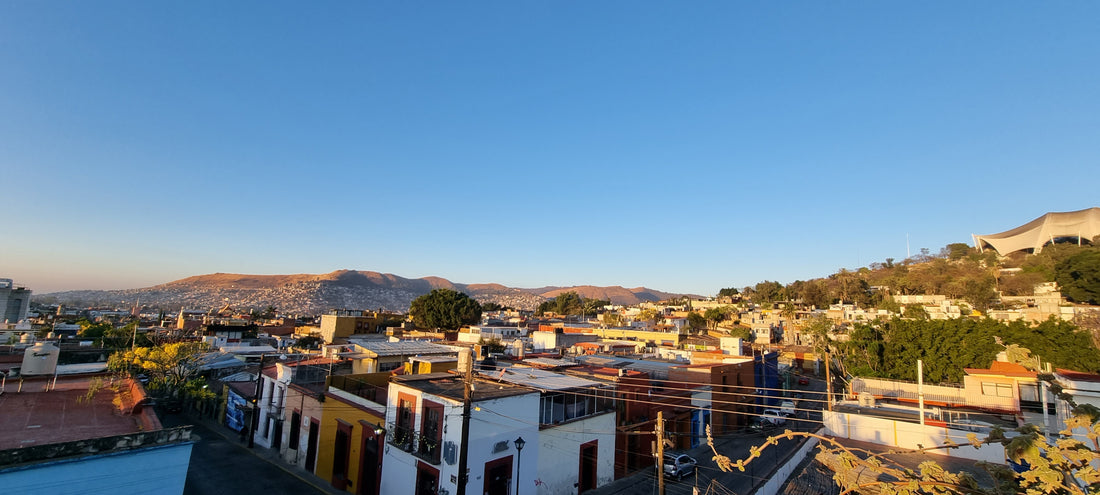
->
296, 335, 321, 350
686, 312, 707, 334
409, 289, 482, 330
941, 242, 973, 260
480, 302, 504, 312
718, 287, 740, 298
728, 326, 752, 340
636, 308, 660, 326
581, 297, 610, 319
108, 342, 210, 400
1056, 250, 1100, 305
537, 291, 580, 316
962, 276, 998, 313
78, 319, 146, 348
704, 306, 730, 329
602, 312, 623, 327
749, 281, 786, 304
902, 304, 930, 320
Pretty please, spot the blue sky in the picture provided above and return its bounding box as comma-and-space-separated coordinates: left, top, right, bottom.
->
2, 2, 1098, 295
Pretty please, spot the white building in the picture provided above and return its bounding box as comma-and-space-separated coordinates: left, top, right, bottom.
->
381, 365, 616, 495
0, 278, 31, 325
458, 325, 526, 344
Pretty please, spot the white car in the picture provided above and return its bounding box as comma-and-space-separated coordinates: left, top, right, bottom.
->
751, 409, 787, 431
663, 453, 697, 480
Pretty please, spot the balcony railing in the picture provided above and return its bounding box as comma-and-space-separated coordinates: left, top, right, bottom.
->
328, 376, 387, 406
388, 424, 415, 453
386, 424, 442, 464
415, 432, 441, 464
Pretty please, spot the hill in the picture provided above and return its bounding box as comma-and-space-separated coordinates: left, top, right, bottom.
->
34, 270, 694, 314
536, 285, 682, 306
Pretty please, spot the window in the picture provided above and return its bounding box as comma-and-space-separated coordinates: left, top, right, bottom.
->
418, 400, 444, 463
539, 389, 611, 425
379, 361, 402, 372
981, 382, 1013, 398
393, 393, 416, 452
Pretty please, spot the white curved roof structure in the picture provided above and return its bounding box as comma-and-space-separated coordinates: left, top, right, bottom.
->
973, 207, 1100, 254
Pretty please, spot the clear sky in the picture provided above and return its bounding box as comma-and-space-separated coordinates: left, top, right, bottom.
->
1, 2, 1098, 295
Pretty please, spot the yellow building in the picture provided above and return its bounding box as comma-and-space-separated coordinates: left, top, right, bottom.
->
404, 355, 458, 375
320, 310, 404, 343
315, 373, 390, 493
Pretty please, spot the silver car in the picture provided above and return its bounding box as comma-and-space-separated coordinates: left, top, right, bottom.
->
663, 453, 696, 480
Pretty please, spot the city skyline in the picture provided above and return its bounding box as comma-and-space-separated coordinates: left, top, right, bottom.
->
3, 2, 1099, 295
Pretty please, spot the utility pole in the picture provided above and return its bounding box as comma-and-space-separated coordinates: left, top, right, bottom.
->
656, 410, 665, 495
917, 359, 925, 425
249, 354, 265, 448
825, 350, 833, 412
457, 349, 474, 495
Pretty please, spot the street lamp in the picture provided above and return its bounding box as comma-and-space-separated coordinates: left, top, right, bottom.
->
514, 436, 526, 495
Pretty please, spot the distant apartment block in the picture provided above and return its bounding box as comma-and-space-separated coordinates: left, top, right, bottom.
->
0, 278, 31, 324
320, 309, 403, 343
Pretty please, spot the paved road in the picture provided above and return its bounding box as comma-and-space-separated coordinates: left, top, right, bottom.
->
589, 376, 829, 495
161, 412, 338, 495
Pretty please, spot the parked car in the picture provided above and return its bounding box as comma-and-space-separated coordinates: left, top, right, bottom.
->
663, 453, 697, 480
954, 419, 995, 433
797, 376, 810, 386
750, 410, 787, 431
762, 409, 787, 425
779, 400, 796, 417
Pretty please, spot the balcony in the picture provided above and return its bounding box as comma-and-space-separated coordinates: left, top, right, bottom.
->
328, 375, 387, 407
388, 424, 415, 453
386, 424, 442, 464
415, 432, 441, 464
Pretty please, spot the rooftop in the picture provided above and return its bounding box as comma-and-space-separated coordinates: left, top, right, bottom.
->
481, 366, 607, 391
344, 340, 454, 357
0, 376, 148, 450
523, 357, 579, 368
391, 372, 534, 402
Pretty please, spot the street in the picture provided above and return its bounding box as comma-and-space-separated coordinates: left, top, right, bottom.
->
161, 411, 339, 495
588, 375, 828, 495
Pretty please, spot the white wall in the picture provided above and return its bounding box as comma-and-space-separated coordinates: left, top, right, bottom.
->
822, 411, 1005, 464
0, 442, 192, 495
380, 385, 541, 495
536, 412, 616, 495
757, 430, 822, 495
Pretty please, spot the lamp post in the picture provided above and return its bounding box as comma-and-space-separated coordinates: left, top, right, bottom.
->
514, 436, 526, 495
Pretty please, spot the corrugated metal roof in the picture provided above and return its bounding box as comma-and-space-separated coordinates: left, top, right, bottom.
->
524, 357, 578, 368
481, 366, 605, 391
353, 341, 454, 357
573, 355, 684, 379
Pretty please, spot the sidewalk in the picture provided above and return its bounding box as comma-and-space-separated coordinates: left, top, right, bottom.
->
163, 407, 346, 495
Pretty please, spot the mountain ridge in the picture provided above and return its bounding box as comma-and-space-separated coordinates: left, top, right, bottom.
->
33, 270, 696, 313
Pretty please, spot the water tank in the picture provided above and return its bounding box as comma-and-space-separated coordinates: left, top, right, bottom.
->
21, 342, 60, 376
457, 348, 473, 374
19, 333, 33, 344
